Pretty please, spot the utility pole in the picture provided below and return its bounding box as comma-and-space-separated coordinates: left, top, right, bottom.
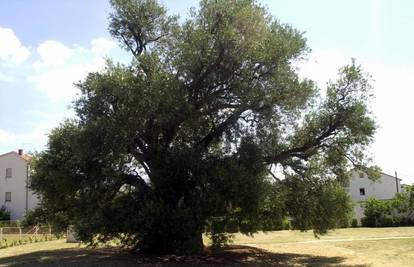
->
25, 163, 29, 214
395, 171, 399, 193
22, 143, 32, 215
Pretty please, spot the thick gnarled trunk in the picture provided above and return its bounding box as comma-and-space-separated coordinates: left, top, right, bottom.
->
137, 210, 205, 255
136, 170, 206, 255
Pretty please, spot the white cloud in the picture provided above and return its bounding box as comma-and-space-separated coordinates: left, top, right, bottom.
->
33, 40, 73, 69
29, 64, 89, 101
0, 36, 120, 153
91, 38, 117, 56
28, 38, 117, 102
0, 27, 30, 65
0, 109, 72, 153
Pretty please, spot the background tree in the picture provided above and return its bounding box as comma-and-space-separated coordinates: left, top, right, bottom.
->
392, 186, 414, 214
361, 197, 393, 227
31, 0, 378, 255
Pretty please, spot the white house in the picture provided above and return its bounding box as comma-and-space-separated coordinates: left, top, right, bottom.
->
347, 171, 402, 224
0, 149, 39, 220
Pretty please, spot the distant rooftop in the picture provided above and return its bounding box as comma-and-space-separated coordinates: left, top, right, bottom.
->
0, 150, 32, 161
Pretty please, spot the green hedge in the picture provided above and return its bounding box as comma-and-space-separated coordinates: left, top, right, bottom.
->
361, 188, 414, 227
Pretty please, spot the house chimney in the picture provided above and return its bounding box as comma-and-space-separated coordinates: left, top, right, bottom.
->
18, 149, 23, 155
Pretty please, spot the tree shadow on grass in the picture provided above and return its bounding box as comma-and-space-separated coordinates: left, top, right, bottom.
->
0, 245, 370, 267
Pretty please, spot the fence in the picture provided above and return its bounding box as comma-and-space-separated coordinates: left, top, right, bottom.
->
0, 225, 52, 242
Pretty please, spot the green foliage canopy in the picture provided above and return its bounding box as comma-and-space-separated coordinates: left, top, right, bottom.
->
31, 0, 377, 255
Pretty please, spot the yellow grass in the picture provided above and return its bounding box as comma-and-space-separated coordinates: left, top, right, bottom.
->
230, 226, 414, 244
235, 227, 414, 267
0, 227, 413, 266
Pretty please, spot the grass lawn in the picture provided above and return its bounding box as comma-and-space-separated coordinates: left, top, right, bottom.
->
233, 227, 414, 267
0, 227, 413, 266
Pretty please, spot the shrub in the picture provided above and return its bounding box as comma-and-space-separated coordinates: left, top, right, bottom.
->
21, 207, 48, 228
206, 218, 234, 251
361, 197, 393, 227
361, 195, 414, 227
0, 206, 10, 221
351, 218, 358, 227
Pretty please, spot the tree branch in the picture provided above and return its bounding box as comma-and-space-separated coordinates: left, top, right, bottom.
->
189, 44, 225, 103
196, 107, 248, 149
268, 165, 281, 182
264, 117, 342, 164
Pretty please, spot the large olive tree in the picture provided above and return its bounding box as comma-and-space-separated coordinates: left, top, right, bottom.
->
31, 0, 378, 255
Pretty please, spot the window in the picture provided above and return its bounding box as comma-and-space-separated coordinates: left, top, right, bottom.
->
359, 188, 366, 196
359, 172, 364, 178
5, 192, 11, 202
5, 168, 12, 178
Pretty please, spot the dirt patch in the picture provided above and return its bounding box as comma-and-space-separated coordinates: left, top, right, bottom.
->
0, 241, 364, 267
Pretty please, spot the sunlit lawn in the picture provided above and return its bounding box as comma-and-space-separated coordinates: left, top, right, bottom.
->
230, 226, 414, 244
233, 227, 414, 267
1, 234, 51, 242
0, 227, 414, 266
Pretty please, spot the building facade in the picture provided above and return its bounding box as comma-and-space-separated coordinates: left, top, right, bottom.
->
0, 150, 39, 220
347, 171, 402, 224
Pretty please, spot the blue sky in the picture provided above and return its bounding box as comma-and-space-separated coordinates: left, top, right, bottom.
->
1, 0, 414, 183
